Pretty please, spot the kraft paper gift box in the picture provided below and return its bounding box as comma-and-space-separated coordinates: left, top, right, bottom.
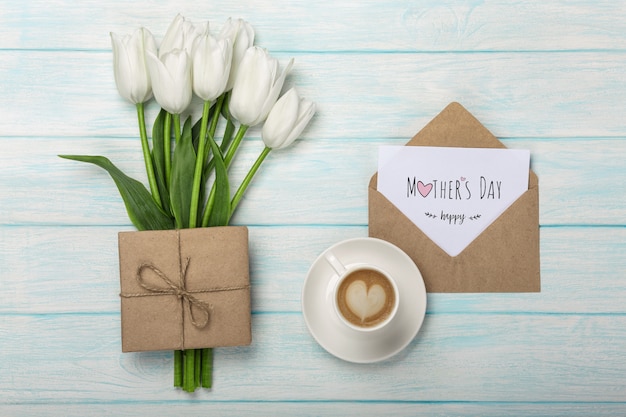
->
368, 102, 540, 292
118, 226, 251, 352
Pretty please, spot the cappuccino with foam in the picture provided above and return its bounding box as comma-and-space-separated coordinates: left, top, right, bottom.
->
335, 268, 396, 328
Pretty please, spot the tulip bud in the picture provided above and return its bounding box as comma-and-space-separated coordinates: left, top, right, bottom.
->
146, 49, 193, 114
218, 18, 255, 91
110, 28, 156, 104
229, 46, 294, 126
160, 14, 208, 57
192, 33, 232, 102
262, 88, 315, 149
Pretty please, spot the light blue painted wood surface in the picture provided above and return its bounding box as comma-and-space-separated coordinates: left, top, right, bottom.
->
1, 1, 626, 415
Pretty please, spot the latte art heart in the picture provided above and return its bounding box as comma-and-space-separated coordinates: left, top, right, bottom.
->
336, 267, 396, 328
345, 280, 386, 321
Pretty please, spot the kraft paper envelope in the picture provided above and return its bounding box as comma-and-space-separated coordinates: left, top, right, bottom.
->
368, 102, 540, 292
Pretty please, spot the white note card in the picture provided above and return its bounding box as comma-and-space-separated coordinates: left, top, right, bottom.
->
377, 146, 530, 257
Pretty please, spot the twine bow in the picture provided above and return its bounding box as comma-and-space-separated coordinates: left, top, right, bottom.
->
133, 259, 212, 328
120, 257, 249, 349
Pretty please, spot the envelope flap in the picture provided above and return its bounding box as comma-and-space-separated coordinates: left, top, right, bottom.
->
407, 102, 502, 149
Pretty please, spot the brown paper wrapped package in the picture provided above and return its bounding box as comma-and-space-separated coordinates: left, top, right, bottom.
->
369, 102, 540, 293
118, 226, 251, 352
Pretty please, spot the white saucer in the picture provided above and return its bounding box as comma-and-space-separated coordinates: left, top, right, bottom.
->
302, 237, 427, 363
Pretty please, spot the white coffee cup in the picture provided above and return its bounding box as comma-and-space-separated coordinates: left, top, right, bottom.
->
324, 251, 399, 332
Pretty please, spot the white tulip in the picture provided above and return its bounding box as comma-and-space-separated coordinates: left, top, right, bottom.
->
159, 14, 208, 57
218, 18, 255, 91
192, 33, 232, 102
146, 49, 193, 114
110, 27, 156, 104
229, 46, 293, 126
262, 88, 315, 149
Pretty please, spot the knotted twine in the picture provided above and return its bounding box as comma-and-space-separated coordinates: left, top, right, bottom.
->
120, 243, 249, 350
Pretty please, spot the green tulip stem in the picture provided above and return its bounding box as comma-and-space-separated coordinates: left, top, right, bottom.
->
201, 347, 213, 388
163, 112, 172, 185
194, 349, 202, 387
230, 146, 272, 220
173, 113, 182, 145
209, 95, 224, 141
200, 124, 249, 228
223, 124, 249, 167
174, 350, 183, 387
189, 100, 212, 228
136, 103, 162, 209
184, 348, 196, 392
200, 181, 217, 228
221, 118, 236, 152
219, 93, 236, 153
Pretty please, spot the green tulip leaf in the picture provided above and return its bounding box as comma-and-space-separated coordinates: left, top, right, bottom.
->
202, 117, 235, 181
58, 155, 174, 231
169, 117, 197, 228
207, 131, 230, 227
151, 109, 171, 214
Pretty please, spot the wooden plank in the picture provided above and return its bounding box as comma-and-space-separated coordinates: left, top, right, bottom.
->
2, 137, 625, 226
0, 313, 625, 403
2, 51, 626, 139
1, 225, 625, 315
2, 402, 626, 417
2, 1, 626, 52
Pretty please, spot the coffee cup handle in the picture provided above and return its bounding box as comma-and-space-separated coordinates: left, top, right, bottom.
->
324, 252, 346, 276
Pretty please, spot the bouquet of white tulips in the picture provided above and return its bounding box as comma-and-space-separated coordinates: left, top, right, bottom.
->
60, 14, 315, 392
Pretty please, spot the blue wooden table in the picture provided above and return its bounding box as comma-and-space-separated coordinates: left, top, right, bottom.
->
2, 1, 626, 415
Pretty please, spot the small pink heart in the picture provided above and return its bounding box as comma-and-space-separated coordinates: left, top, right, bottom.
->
460, 176, 466, 181
417, 181, 433, 198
